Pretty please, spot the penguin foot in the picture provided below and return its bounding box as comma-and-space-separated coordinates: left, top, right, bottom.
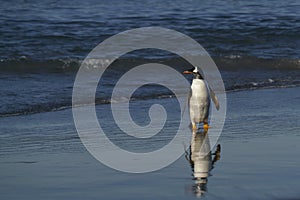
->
203, 124, 210, 130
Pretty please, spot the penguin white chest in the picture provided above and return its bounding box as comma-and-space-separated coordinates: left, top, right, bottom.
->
189, 79, 210, 124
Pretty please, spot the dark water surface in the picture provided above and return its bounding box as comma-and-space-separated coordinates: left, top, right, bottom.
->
1, 0, 299, 59
1, 0, 300, 116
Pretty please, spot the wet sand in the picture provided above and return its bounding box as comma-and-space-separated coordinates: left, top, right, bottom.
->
0, 87, 299, 199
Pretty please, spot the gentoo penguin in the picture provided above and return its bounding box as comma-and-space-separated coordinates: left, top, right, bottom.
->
183, 67, 220, 130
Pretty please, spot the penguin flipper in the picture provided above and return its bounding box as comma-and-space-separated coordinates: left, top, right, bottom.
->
208, 86, 220, 110
182, 89, 192, 118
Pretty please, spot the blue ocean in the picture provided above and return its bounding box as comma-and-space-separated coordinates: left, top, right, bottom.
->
0, 0, 299, 116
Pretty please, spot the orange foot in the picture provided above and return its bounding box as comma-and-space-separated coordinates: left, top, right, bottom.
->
203, 124, 211, 130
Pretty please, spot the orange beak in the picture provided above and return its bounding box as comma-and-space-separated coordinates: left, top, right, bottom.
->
183, 70, 192, 74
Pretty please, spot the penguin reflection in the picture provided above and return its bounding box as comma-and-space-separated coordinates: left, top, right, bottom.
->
185, 129, 221, 197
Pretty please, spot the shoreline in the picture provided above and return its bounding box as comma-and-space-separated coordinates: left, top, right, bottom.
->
1, 85, 299, 118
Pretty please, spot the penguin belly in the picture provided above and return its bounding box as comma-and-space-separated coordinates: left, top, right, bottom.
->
189, 79, 210, 124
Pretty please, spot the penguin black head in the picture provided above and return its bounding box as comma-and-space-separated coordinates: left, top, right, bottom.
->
183, 67, 203, 79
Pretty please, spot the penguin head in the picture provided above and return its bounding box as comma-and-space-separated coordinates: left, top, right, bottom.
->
183, 67, 203, 79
